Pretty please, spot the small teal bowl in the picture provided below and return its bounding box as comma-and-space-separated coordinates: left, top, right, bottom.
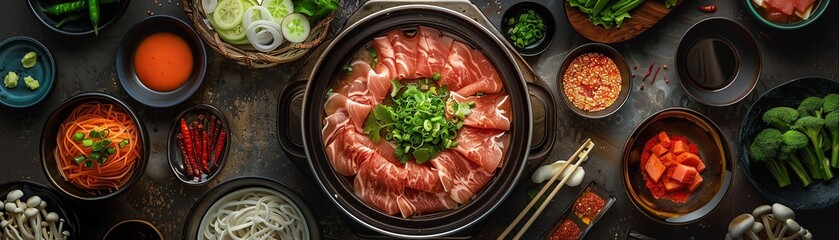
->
0, 36, 55, 108
744, 0, 830, 30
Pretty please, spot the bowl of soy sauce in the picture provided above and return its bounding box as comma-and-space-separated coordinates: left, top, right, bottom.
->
676, 17, 761, 106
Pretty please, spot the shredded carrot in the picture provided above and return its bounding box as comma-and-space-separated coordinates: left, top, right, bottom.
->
53, 102, 141, 194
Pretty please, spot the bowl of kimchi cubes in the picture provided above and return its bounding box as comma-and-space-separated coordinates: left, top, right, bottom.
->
621, 107, 734, 224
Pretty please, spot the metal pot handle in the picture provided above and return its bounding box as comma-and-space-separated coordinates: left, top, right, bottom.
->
277, 80, 308, 159
526, 82, 557, 161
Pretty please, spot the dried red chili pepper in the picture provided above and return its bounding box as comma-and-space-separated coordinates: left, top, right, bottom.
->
651, 66, 661, 84
642, 62, 655, 82
698, 5, 716, 13
213, 130, 226, 165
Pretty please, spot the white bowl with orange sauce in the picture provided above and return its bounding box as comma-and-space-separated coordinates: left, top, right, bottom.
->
116, 15, 207, 108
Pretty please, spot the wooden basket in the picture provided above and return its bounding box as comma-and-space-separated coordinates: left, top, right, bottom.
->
183, 0, 338, 68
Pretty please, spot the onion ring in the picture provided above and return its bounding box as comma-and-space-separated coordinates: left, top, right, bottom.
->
202, 0, 217, 13
246, 20, 284, 52
243, 6, 273, 30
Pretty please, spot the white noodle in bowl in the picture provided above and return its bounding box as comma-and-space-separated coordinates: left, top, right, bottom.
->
198, 187, 309, 240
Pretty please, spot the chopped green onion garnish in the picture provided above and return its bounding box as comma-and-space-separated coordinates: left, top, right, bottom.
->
83, 161, 93, 168
90, 152, 100, 160
433, 73, 441, 81
74, 155, 86, 164
119, 139, 129, 148
107, 147, 116, 155
82, 139, 94, 147
73, 132, 84, 141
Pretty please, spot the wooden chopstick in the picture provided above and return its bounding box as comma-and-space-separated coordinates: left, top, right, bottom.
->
498, 139, 595, 240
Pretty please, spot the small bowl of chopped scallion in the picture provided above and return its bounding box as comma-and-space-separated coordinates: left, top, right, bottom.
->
501, 2, 555, 56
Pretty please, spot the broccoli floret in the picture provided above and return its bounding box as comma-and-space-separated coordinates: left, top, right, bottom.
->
750, 128, 790, 187
780, 130, 815, 185
792, 116, 833, 179
763, 107, 799, 131
826, 112, 839, 167
798, 97, 824, 118
823, 93, 839, 113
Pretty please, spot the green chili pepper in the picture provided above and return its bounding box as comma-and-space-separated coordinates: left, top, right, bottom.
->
88, 0, 100, 35
43, 0, 119, 16
55, 14, 84, 28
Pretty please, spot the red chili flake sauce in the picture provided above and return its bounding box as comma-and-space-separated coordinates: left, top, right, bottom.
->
549, 219, 581, 240
574, 191, 605, 224
562, 52, 622, 112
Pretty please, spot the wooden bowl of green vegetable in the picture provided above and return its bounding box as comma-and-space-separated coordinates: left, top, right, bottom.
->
27, 0, 131, 36
740, 77, 839, 210
501, 1, 555, 56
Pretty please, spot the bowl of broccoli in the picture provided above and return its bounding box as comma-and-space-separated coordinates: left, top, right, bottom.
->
740, 77, 839, 210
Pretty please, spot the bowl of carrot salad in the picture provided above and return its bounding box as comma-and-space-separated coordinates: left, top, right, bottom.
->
40, 92, 148, 201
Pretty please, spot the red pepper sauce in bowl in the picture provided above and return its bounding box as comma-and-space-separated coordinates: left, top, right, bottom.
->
133, 32, 193, 92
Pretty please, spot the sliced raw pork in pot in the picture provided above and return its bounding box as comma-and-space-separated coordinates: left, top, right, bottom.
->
324, 93, 372, 133
430, 150, 493, 204
354, 154, 406, 215
415, 26, 453, 78
404, 161, 446, 193
451, 92, 512, 131
453, 126, 508, 173
397, 189, 458, 218
439, 42, 504, 97
387, 29, 421, 80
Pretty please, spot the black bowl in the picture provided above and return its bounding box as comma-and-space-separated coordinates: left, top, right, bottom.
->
182, 177, 320, 239
676, 17, 761, 106
40, 92, 148, 201
167, 104, 230, 185
501, 1, 556, 56
739, 77, 839, 210
104, 219, 162, 240
557, 43, 631, 118
622, 108, 733, 224
0, 181, 80, 239
27, 0, 131, 36
116, 15, 207, 108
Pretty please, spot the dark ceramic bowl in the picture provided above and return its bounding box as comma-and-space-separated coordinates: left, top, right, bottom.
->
739, 77, 839, 210
116, 15, 207, 108
501, 1, 555, 56
40, 92, 148, 201
0, 36, 56, 108
167, 104, 230, 185
183, 177, 320, 239
622, 108, 733, 225
744, 0, 830, 30
557, 43, 631, 118
104, 219, 163, 240
27, 0, 131, 36
0, 181, 80, 240
676, 17, 760, 106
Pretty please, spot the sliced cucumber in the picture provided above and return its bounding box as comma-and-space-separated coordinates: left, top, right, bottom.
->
211, 0, 245, 30
281, 13, 310, 43
263, 0, 294, 25
217, 24, 248, 44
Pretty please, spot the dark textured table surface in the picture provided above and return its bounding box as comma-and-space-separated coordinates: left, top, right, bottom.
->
1, 0, 837, 239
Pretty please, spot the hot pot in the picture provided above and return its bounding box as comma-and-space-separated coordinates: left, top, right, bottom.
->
279, 2, 557, 238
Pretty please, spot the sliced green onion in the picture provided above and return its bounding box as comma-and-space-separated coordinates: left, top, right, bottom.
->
433, 73, 441, 81
119, 139, 129, 148
90, 152, 101, 160
74, 155, 86, 164
107, 147, 116, 155
72, 132, 84, 141
82, 139, 94, 147
83, 161, 93, 168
